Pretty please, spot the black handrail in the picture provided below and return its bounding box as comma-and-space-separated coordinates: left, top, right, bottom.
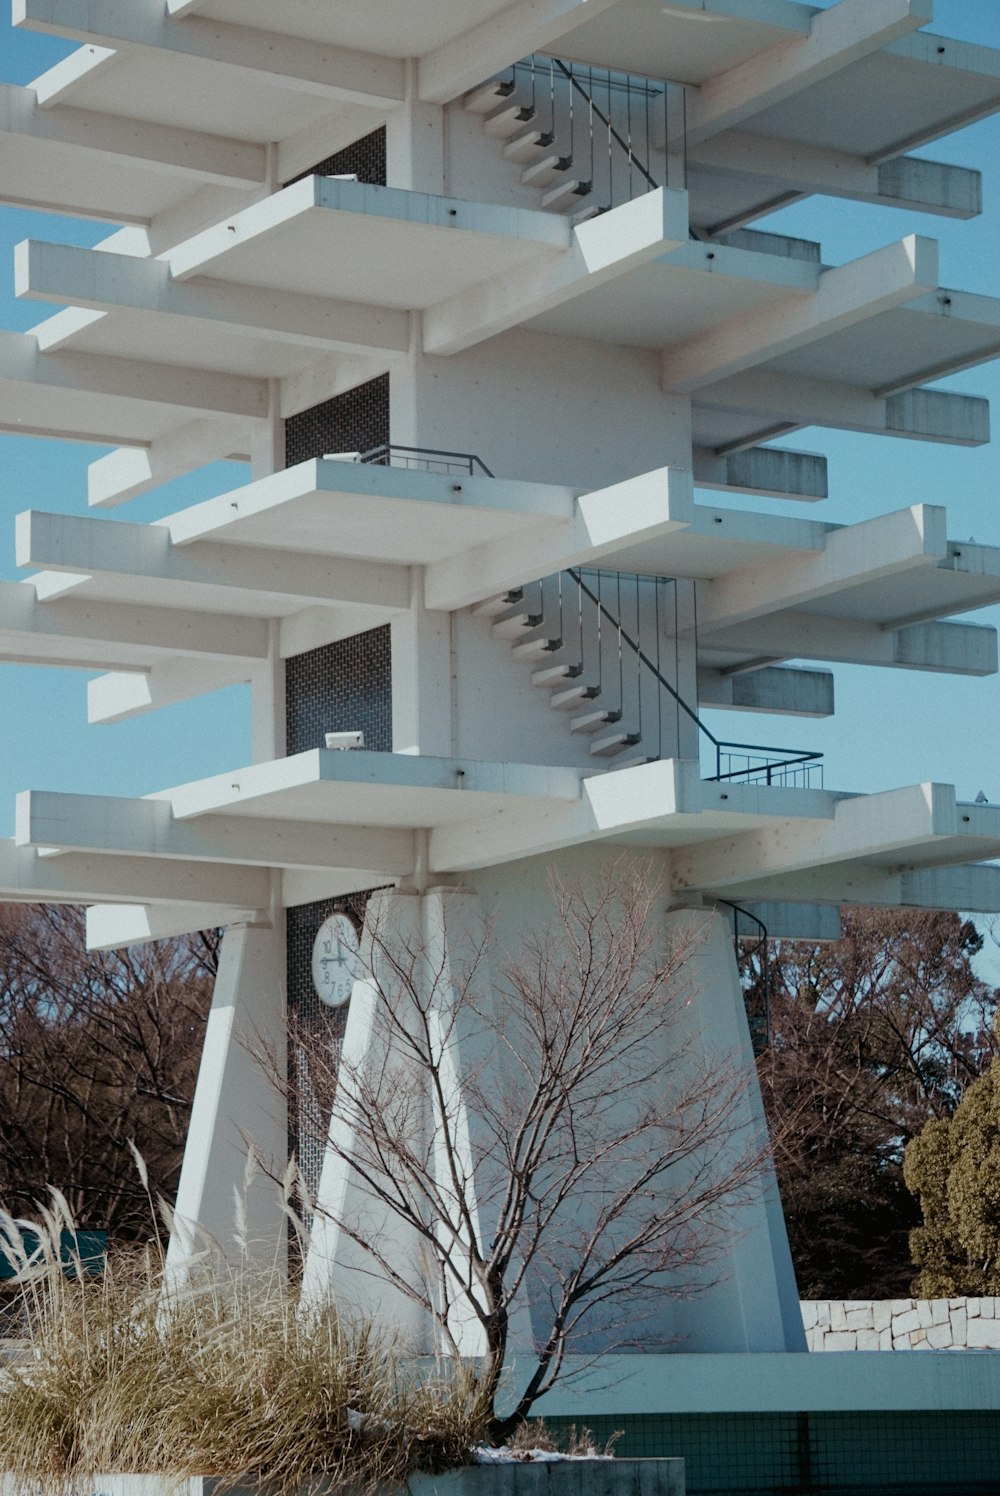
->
355, 444, 494, 478
552, 59, 660, 194
568, 567, 822, 785
718, 899, 771, 1052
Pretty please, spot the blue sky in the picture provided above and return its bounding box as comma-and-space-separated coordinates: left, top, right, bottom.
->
0, 1, 1000, 832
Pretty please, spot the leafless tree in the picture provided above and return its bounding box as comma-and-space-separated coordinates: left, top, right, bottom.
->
291, 863, 770, 1440
0, 905, 217, 1239
754, 906, 999, 1297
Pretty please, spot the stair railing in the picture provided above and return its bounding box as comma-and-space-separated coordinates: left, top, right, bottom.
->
566, 567, 823, 786
505, 55, 686, 209
552, 58, 660, 199
719, 899, 771, 1053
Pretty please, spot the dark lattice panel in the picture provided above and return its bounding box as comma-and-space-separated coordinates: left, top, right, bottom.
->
285, 627, 392, 757
285, 374, 390, 467
281, 242, 392, 1215
542, 1410, 1000, 1493
282, 126, 387, 188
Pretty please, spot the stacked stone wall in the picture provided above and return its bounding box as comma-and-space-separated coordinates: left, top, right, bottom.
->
803, 1298, 1000, 1350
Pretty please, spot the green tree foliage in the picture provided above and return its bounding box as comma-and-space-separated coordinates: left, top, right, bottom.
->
905, 1038, 1000, 1296
753, 907, 998, 1298
0, 905, 217, 1240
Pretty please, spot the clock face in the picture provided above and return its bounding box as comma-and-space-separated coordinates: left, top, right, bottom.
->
311, 913, 362, 1008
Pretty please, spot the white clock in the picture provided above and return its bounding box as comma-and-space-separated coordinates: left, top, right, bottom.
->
311, 912, 362, 1008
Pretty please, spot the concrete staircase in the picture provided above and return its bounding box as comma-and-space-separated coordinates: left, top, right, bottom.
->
463, 60, 666, 223
474, 575, 672, 768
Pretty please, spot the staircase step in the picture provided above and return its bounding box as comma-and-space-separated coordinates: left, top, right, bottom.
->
522, 154, 573, 190
570, 708, 617, 734
464, 79, 516, 114
531, 661, 580, 687
483, 101, 536, 139
571, 202, 606, 225
541, 178, 592, 210
590, 729, 640, 757
512, 635, 562, 661
503, 128, 555, 163
550, 683, 597, 711
492, 609, 542, 640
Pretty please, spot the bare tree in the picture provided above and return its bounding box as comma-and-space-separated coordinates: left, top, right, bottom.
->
0, 905, 217, 1239
293, 863, 770, 1441
754, 906, 999, 1298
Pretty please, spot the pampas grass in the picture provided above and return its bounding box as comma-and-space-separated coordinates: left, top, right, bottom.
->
0, 1190, 487, 1494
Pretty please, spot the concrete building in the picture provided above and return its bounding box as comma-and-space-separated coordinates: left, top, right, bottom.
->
4, 0, 1000, 1486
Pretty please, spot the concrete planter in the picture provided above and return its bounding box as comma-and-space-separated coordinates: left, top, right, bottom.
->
0, 1462, 685, 1496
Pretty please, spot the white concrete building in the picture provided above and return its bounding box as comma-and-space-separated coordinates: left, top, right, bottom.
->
4, 0, 1000, 1482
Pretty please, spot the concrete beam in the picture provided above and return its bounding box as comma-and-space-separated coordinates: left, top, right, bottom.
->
698, 665, 834, 718
886, 386, 992, 443
0, 580, 269, 663
424, 188, 688, 356
0, 82, 265, 189
0, 329, 268, 422
663, 236, 938, 394
701, 373, 990, 445
17, 241, 413, 358
15, 0, 407, 107
700, 614, 998, 676
672, 782, 961, 896
17, 790, 416, 875
692, 133, 981, 224
684, 0, 932, 148
0, 838, 270, 908
693, 445, 828, 501
695, 504, 947, 633
88, 661, 246, 724
424, 466, 694, 612
697, 862, 1000, 918
88, 424, 249, 509
17, 510, 412, 613
418, 0, 626, 104
726, 900, 842, 942
86, 902, 261, 951
877, 156, 983, 218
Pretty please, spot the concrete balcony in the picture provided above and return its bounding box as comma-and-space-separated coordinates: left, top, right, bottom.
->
9, 757, 1000, 939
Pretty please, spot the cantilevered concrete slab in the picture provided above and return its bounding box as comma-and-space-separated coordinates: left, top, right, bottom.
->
0, 578, 271, 671
0, 82, 265, 226
17, 462, 696, 617
0, 328, 263, 448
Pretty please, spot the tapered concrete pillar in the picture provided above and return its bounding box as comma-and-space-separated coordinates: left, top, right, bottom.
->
167, 921, 288, 1281
302, 884, 534, 1355
665, 907, 806, 1352
303, 863, 802, 1357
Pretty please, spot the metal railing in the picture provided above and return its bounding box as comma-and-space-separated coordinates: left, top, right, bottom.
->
502, 54, 687, 211
355, 444, 494, 478
719, 899, 771, 1053
518, 566, 823, 786
714, 741, 823, 788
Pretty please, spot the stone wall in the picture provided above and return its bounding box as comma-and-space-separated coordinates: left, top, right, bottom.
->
803, 1299, 1000, 1350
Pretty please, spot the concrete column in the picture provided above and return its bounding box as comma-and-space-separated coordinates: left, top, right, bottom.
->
390, 570, 452, 756
250, 380, 287, 764
302, 885, 533, 1355
386, 60, 445, 194
167, 921, 288, 1282
302, 855, 802, 1359
666, 907, 805, 1352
